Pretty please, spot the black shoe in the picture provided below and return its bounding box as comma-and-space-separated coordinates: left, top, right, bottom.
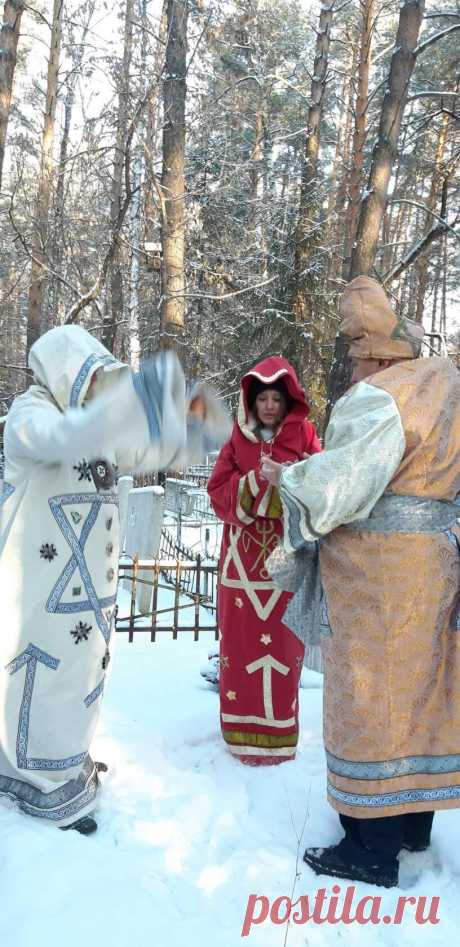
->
60, 816, 98, 835
303, 839, 398, 888
95, 761, 108, 773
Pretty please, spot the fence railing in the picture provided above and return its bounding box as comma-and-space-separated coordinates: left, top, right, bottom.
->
116, 557, 219, 641
159, 526, 218, 594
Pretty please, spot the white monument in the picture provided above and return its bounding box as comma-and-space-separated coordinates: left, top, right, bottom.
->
123, 485, 166, 613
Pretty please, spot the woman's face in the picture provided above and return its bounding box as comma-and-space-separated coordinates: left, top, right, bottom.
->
254, 389, 287, 429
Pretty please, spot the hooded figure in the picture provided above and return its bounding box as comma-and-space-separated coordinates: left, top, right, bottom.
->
0, 325, 228, 832
207, 356, 321, 765
265, 278, 460, 886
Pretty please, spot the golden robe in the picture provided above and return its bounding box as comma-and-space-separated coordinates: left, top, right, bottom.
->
280, 357, 460, 818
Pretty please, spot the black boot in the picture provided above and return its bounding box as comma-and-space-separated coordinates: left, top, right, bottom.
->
60, 816, 98, 835
95, 761, 108, 773
401, 811, 434, 853
303, 838, 398, 888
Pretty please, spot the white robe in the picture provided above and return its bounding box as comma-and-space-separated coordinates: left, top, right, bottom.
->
0, 325, 228, 826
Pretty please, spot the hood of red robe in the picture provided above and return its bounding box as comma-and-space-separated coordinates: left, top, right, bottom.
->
237, 356, 309, 443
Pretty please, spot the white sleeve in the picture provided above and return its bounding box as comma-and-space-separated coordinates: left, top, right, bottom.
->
5, 372, 153, 467
117, 380, 231, 475
279, 382, 406, 549
5, 355, 189, 472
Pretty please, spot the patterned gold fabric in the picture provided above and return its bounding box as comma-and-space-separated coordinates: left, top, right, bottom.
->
321, 356, 460, 818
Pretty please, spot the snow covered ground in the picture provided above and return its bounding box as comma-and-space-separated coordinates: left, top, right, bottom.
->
1, 606, 460, 944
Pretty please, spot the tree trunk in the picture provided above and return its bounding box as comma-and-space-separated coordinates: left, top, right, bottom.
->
291, 2, 334, 328
159, 0, 189, 355
349, 0, 425, 279
51, 12, 92, 322
26, 0, 64, 353
0, 0, 24, 191
326, 0, 425, 416
346, 0, 375, 259
100, 0, 134, 353
333, 35, 359, 279
128, 0, 148, 371
414, 112, 449, 323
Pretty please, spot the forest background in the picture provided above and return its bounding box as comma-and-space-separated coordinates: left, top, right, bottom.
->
0, 0, 459, 428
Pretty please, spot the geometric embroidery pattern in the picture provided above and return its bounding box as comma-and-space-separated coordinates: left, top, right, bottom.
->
328, 780, 460, 808
46, 493, 118, 643
84, 678, 105, 708
221, 525, 282, 621
5, 643, 86, 771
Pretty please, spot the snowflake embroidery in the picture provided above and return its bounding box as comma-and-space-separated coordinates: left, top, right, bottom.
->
226, 690, 237, 701
40, 543, 57, 562
220, 655, 230, 670
73, 460, 92, 482
70, 621, 92, 643
234, 597, 243, 608
260, 633, 272, 645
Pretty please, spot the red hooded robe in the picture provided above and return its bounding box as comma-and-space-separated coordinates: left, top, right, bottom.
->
207, 357, 321, 764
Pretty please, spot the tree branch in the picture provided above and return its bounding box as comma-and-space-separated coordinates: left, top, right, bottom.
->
382, 223, 447, 283
415, 23, 460, 56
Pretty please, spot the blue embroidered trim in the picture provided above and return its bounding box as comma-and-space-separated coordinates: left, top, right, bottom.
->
25, 752, 87, 771
0, 772, 98, 822
327, 750, 460, 781
69, 354, 116, 407
328, 781, 460, 807
84, 678, 105, 708
4, 644, 86, 770
47, 493, 118, 644
131, 356, 163, 440
0, 756, 93, 809
0, 481, 14, 506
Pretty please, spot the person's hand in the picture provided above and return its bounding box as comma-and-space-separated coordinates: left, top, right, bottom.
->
260, 457, 284, 486
188, 395, 206, 421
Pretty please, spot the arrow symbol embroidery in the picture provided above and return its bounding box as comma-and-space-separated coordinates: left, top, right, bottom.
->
246, 654, 290, 722
6, 644, 87, 771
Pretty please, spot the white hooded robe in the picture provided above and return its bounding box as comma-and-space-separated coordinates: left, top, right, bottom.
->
0, 325, 226, 825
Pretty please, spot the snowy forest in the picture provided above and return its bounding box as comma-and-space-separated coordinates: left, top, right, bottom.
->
0, 0, 459, 424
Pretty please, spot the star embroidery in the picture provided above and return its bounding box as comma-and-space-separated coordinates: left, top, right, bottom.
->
235, 597, 243, 608
73, 460, 92, 482
220, 655, 230, 669
40, 543, 57, 562
226, 690, 237, 701
260, 633, 272, 645
70, 620, 92, 643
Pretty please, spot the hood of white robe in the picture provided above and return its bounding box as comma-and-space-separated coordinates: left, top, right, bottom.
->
28, 325, 126, 411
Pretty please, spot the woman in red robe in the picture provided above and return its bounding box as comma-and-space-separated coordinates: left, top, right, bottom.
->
207, 356, 321, 764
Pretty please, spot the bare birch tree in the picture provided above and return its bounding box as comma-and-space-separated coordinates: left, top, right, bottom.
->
26, 0, 64, 352
159, 0, 189, 353
0, 0, 24, 191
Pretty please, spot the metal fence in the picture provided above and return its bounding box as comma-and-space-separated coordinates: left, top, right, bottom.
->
159, 527, 218, 599
116, 556, 219, 641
